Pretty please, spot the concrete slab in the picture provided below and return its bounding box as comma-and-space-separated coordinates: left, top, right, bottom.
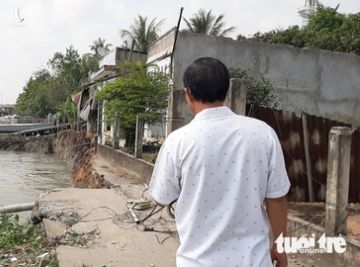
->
70, 222, 98, 235
56, 244, 176, 267
42, 219, 67, 243
37, 187, 178, 267
38, 155, 327, 267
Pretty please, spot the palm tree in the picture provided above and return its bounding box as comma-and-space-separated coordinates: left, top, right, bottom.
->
299, 0, 324, 19
120, 15, 164, 52
89, 37, 113, 60
183, 9, 236, 37
305, 0, 322, 8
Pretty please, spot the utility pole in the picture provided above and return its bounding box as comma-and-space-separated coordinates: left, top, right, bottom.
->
0, 92, 3, 117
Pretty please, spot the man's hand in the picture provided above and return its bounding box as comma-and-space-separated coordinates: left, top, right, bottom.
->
270, 243, 287, 267
265, 196, 288, 267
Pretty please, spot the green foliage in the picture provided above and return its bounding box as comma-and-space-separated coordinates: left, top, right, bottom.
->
15, 70, 54, 117
240, 6, 360, 56
81, 53, 100, 76
47, 258, 60, 267
229, 67, 277, 107
48, 46, 91, 94
15, 45, 99, 118
53, 96, 77, 126
183, 9, 236, 37
250, 26, 306, 48
97, 61, 169, 147
66, 231, 89, 247
0, 214, 61, 266
121, 15, 163, 52
89, 37, 112, 60
0, 214, 43, 250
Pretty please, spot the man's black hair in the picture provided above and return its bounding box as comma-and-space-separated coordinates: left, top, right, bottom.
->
183, 57, 229, 103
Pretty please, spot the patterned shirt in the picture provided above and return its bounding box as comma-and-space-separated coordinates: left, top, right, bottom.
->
149, 106, 290, 267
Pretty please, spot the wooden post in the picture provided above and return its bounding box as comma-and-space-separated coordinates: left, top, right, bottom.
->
224, 78, 246, 115
112, 112, 120, 149
134, 115, 144, 158
325, 126, 352, 235
302, 113, 315, 202
97, 100, 103, 145
101, 100, 107, 145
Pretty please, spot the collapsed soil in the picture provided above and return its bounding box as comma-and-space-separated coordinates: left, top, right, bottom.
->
53, 130, 108, 188
0, 130, 107, 189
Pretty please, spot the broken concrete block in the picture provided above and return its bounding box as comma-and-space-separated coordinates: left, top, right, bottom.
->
42, 219, 67, 243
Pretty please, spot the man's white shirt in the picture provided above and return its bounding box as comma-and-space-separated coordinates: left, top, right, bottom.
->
149, 106, 290, 267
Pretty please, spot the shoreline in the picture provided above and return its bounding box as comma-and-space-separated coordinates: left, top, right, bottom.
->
0, 130, 107, 188
1, 132, 360, 266
0, 130, 105, 266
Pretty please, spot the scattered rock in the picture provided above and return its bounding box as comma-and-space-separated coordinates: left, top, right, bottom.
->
37, 201, 80, 225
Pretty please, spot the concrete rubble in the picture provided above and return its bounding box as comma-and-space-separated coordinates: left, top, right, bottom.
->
30, 155, 179, 267
33, 187, 179, 266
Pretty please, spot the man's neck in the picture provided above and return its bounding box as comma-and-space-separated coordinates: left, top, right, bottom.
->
192, 101, 224, 115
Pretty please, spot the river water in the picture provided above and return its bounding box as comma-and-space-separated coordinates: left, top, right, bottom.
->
0, 151, 71, 210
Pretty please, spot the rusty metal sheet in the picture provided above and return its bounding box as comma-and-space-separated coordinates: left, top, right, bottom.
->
350, 129, 360, 203
247, 105, 360, 202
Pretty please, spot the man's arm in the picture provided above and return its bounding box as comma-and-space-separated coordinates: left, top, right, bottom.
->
265, 196, 288, 267
266, 196, 288, 237
148, 142, 181, 207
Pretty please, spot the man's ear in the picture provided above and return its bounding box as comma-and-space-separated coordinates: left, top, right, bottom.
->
184, 87, 194, 103
184, 87, 196, 114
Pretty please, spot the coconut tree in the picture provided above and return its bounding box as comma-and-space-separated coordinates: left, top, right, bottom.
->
183, 9, 236, 37
299, 0, 324, 19
306, 0, 322, 8
120, 15, 164, 52
89, 37, 113, 60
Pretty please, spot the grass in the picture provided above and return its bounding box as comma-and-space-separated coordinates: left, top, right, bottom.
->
0, 213, 43, 251
0, 213, 58, 266
0, 214, 93, 265
66, 230, 90, 247
47, 257, 60, 267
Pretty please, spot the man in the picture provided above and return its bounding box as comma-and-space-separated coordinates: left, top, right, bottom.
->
149, 57, 290, 267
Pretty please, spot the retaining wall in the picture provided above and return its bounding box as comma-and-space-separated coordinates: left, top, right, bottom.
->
96, 144, 154, 183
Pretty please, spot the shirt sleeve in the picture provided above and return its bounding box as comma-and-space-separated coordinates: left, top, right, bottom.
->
148, 143, 181, 205
266, 128, 291, 198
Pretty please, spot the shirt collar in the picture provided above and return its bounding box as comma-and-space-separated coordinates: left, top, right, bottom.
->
192, 106, 235, 122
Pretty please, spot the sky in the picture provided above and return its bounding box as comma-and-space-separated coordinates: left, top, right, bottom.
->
0, 0, 359, 104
